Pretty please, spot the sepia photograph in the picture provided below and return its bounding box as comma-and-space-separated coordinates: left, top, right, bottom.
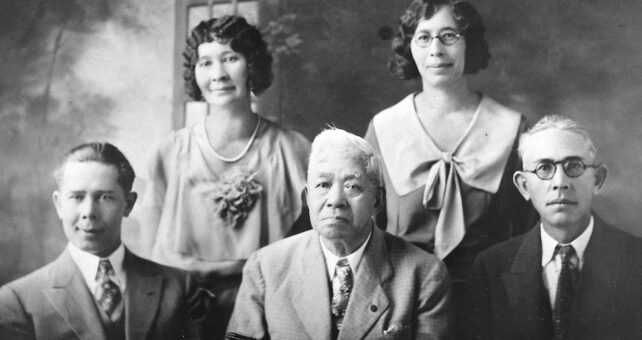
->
1, 0, 642, 338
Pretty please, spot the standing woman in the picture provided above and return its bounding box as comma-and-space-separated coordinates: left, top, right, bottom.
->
365, 0, 536, 316
141, 16, 310, 336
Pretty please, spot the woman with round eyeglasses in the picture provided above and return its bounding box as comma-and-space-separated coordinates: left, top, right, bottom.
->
140, 15, 310, 337
364, 0, 537, 327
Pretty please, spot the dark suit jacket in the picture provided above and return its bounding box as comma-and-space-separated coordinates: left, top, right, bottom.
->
466, 216, 642, 340
0, 247, 206, 340
226, 226, 453, 340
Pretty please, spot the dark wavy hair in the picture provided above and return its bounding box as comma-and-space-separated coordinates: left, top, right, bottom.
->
54, 142, 136, 194
183, 15, 273, 100
389, 0, 490, 80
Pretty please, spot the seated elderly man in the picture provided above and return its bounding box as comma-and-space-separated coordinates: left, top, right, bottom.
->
226, 128, 452, 340
466, 115, 642, 339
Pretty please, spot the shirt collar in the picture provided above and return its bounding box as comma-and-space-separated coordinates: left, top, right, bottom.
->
320, 230, 372, 280
541, 215, 594, 267
67, 242, 127, 293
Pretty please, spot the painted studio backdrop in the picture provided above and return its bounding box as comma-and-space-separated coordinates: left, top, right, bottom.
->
1, 0, 642, 284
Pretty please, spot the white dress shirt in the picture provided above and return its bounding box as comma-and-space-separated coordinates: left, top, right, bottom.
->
67, 242, 127, 295
320, 230, 372, 281
541, 216, 593, 307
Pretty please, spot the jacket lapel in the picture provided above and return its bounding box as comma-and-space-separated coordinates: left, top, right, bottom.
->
43, 250, 107, 340
124, 250, 163, 340
569, 216, 620, 331
292, 232, 333, 340
501, 225, 548, 339
339, 227, 391, 340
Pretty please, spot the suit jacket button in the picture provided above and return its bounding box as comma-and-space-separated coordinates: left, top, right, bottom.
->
370, 305, 378, 312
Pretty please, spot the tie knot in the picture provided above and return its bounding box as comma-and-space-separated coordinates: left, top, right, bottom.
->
555, 244, 575, 259
335, 258, 352, 280
97, 259, 115, 280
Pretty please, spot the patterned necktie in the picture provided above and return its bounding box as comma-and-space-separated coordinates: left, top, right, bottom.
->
331, 258, 353, 331
95, 259, 122, 317
553, 244, 579, 340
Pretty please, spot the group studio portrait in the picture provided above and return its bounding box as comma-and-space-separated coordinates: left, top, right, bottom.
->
1, 0, 642, 339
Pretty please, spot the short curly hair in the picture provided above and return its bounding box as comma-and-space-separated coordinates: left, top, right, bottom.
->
183, 15, 273, 100
389, 0, 490, 80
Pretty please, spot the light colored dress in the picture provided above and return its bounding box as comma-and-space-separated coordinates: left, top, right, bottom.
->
365, 93, 536, 281
143, 117, 310, 274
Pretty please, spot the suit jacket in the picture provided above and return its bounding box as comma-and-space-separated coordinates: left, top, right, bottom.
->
226, 227, 452, 340
466, 216, 642, 340
0, 247, 206, 340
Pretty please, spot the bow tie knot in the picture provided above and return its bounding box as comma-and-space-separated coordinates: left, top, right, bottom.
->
441, 152, 453, 163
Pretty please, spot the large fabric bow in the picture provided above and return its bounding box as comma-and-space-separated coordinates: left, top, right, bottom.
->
373, 94, 521, 258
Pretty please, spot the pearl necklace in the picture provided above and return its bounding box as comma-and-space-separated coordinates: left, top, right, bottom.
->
210, 115, 262, 163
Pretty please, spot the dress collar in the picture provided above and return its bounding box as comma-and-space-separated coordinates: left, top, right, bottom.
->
372, 93, 521, 196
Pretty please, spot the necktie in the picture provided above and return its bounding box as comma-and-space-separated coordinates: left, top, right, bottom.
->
95, 259, 122, 317
331, 258, 353, 331
553, 244, 579, 339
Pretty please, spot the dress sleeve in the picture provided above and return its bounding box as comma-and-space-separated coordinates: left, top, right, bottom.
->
488, 116, 539, 242
138, 131, 179, 255
141, 132, 175, 210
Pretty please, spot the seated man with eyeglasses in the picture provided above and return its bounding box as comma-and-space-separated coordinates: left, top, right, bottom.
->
464, 115, 642, 340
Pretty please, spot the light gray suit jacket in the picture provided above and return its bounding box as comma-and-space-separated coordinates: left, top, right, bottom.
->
0, 247, 206, 340
226, 227, 452, 340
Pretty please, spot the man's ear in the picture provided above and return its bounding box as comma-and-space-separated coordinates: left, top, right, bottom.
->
592, 165, 608, 194
52, 191, 63, 218
512, 171, 532, 201
374, 187, 385, 213
123, 192, 138, 217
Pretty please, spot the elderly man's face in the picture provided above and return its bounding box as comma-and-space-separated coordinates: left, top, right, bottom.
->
514, 129, 606, 230
307, 149, 379, 247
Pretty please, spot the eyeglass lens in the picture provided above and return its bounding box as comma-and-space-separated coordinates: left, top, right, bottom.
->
413, 29, 461, 47
535, 158, 587, 179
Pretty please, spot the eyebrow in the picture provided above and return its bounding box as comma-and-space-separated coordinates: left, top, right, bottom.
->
534, 156, 584, 162
312, 171, 363, 180
342, 172, 363, 181
65, 190, 116, 194
415, 27, 458, 33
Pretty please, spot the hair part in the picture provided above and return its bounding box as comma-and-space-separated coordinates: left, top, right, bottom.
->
388, 0, 490, 80
309, 128, 383, 188
183, 15, 273, 100
54, 142, 136, 194
518, 114, 598, 162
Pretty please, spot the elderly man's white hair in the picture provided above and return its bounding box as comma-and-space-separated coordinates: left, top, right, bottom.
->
309, 128, 383, 188
518, 114, 598, 162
